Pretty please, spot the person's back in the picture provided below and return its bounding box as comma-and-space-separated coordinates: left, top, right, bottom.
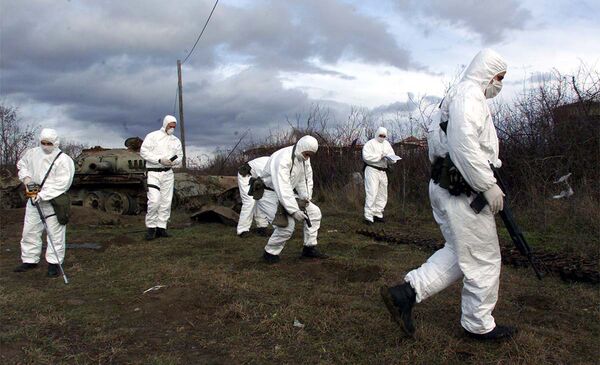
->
237, 156, 271, 237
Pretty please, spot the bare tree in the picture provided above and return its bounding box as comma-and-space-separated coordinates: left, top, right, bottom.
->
0, 104, 38, 170
60, 140, 88, 159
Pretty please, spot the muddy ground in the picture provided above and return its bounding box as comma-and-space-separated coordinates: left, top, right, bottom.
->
0, 206, 598, 364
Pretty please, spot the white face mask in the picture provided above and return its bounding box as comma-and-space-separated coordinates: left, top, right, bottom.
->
485, 79, 503, 99
376, 136, 386, 143
166, 128, 174, 135
42, 145, 54, 154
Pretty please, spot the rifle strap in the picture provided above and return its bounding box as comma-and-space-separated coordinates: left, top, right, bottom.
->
40, 151, 63, 188
290, 143, 297, 175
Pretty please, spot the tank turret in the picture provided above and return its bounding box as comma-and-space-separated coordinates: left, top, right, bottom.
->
68, 137, 240, 216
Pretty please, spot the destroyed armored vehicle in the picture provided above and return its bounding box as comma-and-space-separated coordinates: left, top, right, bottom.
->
70, 137, 241, 217
0, 170, 26, 209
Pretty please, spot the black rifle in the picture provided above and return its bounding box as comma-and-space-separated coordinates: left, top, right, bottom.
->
470, 165, 545, 280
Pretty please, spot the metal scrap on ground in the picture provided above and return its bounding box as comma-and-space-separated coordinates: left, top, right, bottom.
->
356, 228, 599, 284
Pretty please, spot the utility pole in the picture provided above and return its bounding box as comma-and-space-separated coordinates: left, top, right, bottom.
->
177, 59, 187, 168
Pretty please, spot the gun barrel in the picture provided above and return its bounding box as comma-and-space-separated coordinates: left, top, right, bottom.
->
89, 161, 113, 172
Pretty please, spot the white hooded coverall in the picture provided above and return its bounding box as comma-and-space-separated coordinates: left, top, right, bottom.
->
362, 127, 395, 222
404, 49, 507, 334
237, 156, 270, 235
259, 136, 321, 255
140, 115, 183, 229
17, 128, 75, 264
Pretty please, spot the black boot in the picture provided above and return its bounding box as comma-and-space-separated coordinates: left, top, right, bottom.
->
374, 216, 385, 223
156, 228, 171, 238
145, 228, 156, 241
465, 325, 517, 341
363, 219, 374, 226
14, 263, 38, 272
301, 246, 329, 259
262, 250, 280, 264
254, 227, 269, 237
47, 264, 60, 278
238, 231, 251, 238
380, 283, 417, 337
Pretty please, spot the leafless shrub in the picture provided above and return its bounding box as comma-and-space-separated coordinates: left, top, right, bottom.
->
0, 104, 38, 171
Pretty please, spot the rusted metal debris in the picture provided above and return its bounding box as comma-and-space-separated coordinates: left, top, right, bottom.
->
356, 228, 599, 285
190, 205, 240, 226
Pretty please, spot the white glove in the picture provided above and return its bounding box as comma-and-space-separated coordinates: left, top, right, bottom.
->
159, 158, 174, 167
23, 177, 32, 186
32, 195, 41, 204
293, 210, 308, 222
380, 153, 387, 160
483, 184, 505, 214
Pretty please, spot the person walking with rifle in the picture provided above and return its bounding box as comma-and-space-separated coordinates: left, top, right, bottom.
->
14, 128, 75, 278
380, 49, 516, 340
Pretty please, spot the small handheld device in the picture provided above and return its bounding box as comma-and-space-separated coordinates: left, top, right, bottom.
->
25, 183, 41, 199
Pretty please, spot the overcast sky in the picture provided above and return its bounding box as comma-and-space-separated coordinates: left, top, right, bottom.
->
1, 0, 598, 158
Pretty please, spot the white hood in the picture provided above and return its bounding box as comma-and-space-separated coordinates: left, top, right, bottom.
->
161, 115, 177, 133
40, 128, 60, 147
376, 127, 388, 143
461, 49, 507, 94
294, 135, 319, 159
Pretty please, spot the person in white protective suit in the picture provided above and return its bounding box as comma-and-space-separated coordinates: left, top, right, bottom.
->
259, 135, 328, 263
362, 127, 397, 224
140, 115, 183, 240
237, 156, 270, 237
380, 49, 515, 340
14, 128, 75, 277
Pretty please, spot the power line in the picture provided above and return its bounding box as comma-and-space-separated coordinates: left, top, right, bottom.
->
173, 87, 179, 116
182, 0, 219, 65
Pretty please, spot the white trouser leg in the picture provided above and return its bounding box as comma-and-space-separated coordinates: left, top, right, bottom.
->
20, 201, 66, 264
156, 171, 174, 229
262, 190, 294, 255
302, 202, 321, 247
236, 174, 255, 234
364, 166, 379, 221
20, 201, 44, 264
145, 171, 161, 228
405, 243, 463, 303
253, 202, 269, 228
44, 213, 66, 265
405, 181, 501, 334
373, 170, 388, 218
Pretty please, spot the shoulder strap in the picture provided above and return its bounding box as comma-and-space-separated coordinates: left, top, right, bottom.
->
40, 151, 63, 188
290, 143, 297, 174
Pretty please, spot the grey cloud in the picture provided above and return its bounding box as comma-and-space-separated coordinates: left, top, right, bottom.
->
396, 0, 532, 43
0, 0, 419, 151
372, 101, 417, 115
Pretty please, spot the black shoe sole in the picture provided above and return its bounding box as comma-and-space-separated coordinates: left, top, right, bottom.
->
380, 286, 415, 338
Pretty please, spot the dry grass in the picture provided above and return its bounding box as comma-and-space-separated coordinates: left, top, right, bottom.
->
0, 205, 598, 364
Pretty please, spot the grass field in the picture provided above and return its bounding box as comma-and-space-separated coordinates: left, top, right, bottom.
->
1, 205, 598, 364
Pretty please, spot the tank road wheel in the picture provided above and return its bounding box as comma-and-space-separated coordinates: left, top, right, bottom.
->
105, 192, 131, 215
83, 191, 106, 210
